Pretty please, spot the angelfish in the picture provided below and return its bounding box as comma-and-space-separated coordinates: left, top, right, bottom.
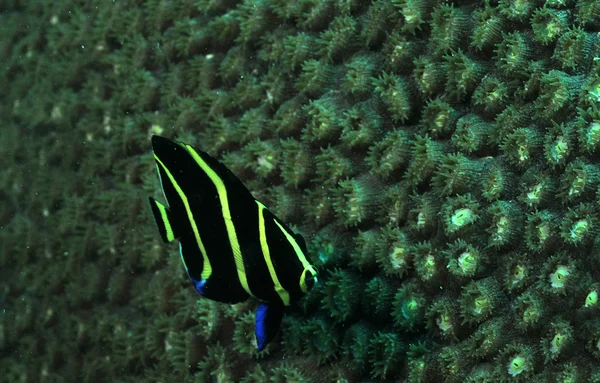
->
148, 135, 318, 350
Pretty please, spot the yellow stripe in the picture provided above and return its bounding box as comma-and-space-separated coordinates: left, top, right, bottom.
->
272, 218, 315, 293
184, 145, 254, 298
155, 201, 175, 242
154, 155, 211, 279
257, 201, 290, 306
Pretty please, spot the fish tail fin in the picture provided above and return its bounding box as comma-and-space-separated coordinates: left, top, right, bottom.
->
255, 303, 284, 351
148, 197, 179, 243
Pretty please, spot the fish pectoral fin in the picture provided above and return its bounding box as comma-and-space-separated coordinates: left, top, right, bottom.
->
255, 302, 284, 351
148, 197, 179, 243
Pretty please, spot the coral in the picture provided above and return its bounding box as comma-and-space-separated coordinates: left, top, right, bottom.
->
408, 191, 441, 236
486, 200, 525, 249
375, 225, 411, 277
301, 316, 340, 365
493, 31, 536, 75
498, 0, 541, 22
366, 129, 412, 179
540, 318, 575, 363
368, 332, 404, 379
559, 203, 596, 247
406, 134, 448, 186
339, 99, 382, 149
362, 276, 395, 321
316, 15, 358, 61
502, 252, 533, 293
553, 27, 595, 73
420, 98, 460, 138
341, 321, 375, 374
518, 167, 558, 208
425, 296, 461, 341
452, 114, 493, 155
383, 31, 424, 74
471, 4, 505, 50
500, 127, 544, 168
321, 268, 363, 323
531, 7, 570, 45
525, 209, 561, 252
7, 0, 600, 381
373, 72, 415, 123
465, 317, 508, 358
441, 194, 481, 239
391, 280, 427, 332
340, 54, 379, 98
413, 55, 446, 97
332, 175, 383, 227
432, 154, 490, 196
430, 3, 471, 56
494, 343, 539, 380
513, 289, 548, 329
392, 0, 435, 33
443, 50, 488, 102
536, 70, 584, 119
472, 76, 515, 116
459, 277, 506, 325
443, 239, 487, 280
302, 95, 345, 143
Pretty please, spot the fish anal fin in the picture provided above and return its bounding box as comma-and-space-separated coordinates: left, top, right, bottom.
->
255, 302, 284, 351
148, 197, 179, 243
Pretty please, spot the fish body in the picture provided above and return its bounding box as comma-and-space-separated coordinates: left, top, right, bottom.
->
148, 135, 317, 350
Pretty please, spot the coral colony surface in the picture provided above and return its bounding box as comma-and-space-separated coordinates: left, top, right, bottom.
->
2, 0, 600, 382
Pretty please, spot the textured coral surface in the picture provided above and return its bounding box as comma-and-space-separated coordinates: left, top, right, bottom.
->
2, 0, 600, 382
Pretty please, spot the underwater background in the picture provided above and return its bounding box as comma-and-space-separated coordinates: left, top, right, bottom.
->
2, 0, 600, 382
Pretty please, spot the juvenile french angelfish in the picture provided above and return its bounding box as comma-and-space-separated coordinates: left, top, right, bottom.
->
148, 135, 318, 350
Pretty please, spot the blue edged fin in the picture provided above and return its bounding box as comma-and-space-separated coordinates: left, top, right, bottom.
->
148, 197, 179, 243
255, 302, 284, 351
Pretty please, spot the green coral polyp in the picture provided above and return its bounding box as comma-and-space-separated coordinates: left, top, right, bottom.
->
503, 253, 531, 292
322, 269, 363, 323
368, 332, 404, 379
541, 319, 574, 362
471, 5, 504, 50
334, 176, 382, 227
452, 114, 493, 154
494, 31, 534, 74
430, 3, 471, 55
376, 226, 411, 277
560, 203, 596, 246
406, 134, 448, 185
373, 72, 414, 122
486, 201, 524, 249
366, 129, 412, 178
420, 98, 459, 138
531, 7, 569, 45
442, 194, 480, 237
443, 239, 485, 279
537, 70, 584, 117
514, 290, 546, 329
543, 122, 574, 168
392, 282, 427, 331
412, 241, 440, 283
559, 159, 600, 202
413, 55, 446, 97
432, 154, 489, 196
460, 278, 504, 324
443, 50, 487, 101
497, 344, 537, 380
585, 290, 599, 308
500, 127, 543, 168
